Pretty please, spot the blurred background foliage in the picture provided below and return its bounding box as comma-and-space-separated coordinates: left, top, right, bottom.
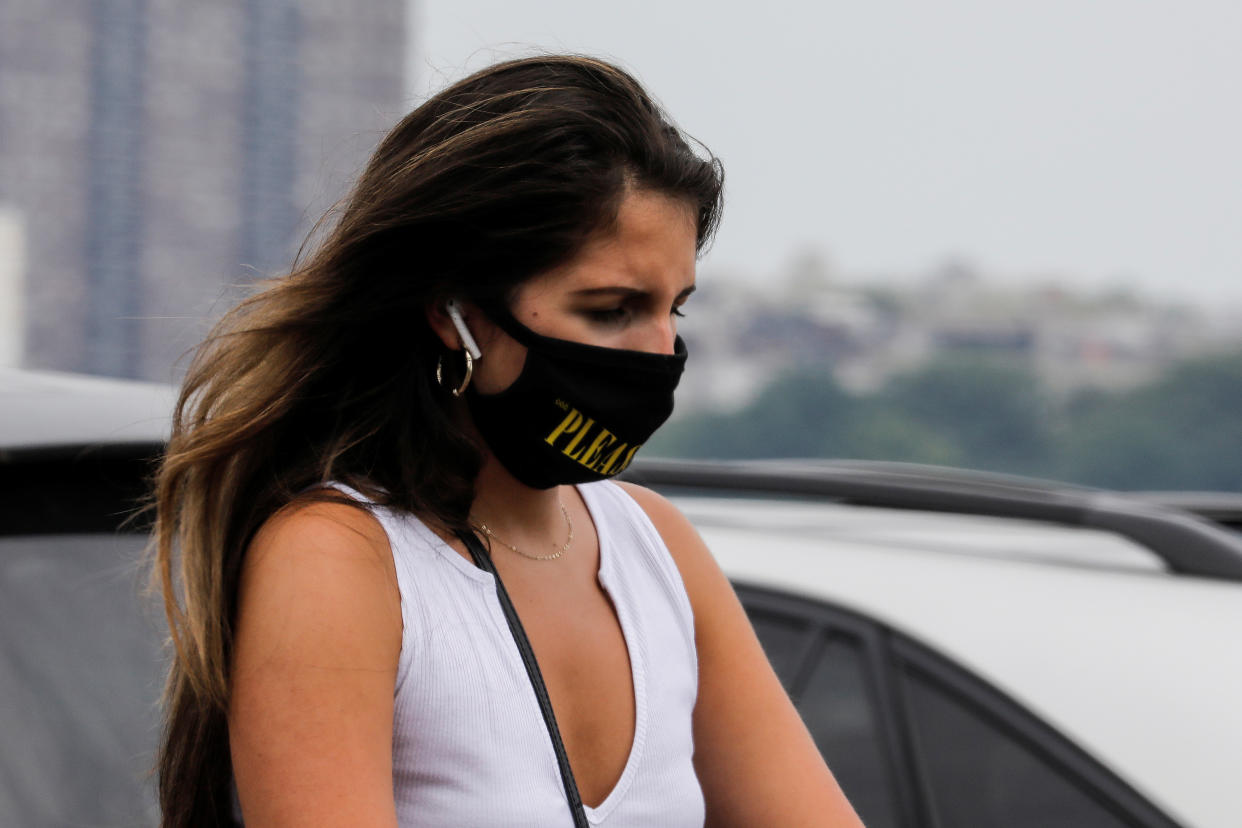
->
650, 349, 1242, 491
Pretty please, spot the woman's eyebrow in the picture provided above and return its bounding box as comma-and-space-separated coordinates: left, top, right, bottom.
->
570, 286, 645, 298
570, 285, 697, 300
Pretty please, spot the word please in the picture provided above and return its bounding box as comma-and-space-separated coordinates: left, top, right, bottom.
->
544, 405, 640, 476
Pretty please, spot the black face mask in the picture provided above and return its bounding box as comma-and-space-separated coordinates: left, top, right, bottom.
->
465, 305, 687, 489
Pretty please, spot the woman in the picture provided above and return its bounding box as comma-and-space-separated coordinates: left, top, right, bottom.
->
153, 54, 864, 827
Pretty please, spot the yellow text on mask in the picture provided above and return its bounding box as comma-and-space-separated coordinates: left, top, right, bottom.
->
545, 405, 640, 476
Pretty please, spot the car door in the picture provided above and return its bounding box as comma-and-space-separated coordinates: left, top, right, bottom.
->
738, 585, 1183, 828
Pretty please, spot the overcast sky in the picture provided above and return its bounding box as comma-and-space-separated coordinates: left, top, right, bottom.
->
408, 1, 1241, 307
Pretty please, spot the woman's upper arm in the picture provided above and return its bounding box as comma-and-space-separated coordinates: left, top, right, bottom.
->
617, 482, 864, 828
228, 500, 403, 828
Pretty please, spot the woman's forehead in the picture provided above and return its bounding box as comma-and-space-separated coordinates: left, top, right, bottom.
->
522, 191, 697, 299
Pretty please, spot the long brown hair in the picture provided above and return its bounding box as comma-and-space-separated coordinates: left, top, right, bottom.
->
151, 54, 723, 825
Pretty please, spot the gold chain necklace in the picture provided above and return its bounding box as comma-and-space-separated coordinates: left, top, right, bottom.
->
472, 500, 574, 561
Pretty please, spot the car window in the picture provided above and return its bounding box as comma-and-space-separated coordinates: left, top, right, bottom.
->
797, 633, 900, 828
901, 664, 1131, 828
741, 587, 1178, 828
0, 534, 162, 827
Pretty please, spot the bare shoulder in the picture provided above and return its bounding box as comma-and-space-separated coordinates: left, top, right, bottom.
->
247, 494, 394, 573
613, 481, 707, 561
236, 494, 401, 669
613, 480, 685, 527
615, 481, 719, 587
235, 492, 401, 669
615, 481, 864, 826
614, 480, 730, 620
230, 495, 402, 824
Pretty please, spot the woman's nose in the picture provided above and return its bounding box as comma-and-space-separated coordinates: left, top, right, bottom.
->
640, 316, 678, 355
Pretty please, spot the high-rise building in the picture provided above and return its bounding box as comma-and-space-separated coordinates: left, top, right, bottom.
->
0, 0, 406, 380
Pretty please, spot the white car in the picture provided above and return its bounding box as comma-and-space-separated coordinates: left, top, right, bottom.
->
3, 368, 1240, 827
630, 460, 1242, 828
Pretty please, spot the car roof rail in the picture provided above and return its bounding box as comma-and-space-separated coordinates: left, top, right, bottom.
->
1130, 491, 1242, 530
622, 458, 1242, 582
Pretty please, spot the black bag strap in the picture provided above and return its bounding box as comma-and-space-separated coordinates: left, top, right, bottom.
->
456, 529, 590, 828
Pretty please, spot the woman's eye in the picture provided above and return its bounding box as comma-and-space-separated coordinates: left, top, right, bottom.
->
671, 307, 686, 318
587, 308, 629, 324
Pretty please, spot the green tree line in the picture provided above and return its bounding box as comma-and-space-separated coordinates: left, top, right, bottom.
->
649, 350, 1242, 491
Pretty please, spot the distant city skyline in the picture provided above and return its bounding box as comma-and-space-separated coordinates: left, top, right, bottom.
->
409, 0, 1242, 308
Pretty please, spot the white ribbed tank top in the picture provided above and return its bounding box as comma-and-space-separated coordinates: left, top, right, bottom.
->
332, 479, 704, 827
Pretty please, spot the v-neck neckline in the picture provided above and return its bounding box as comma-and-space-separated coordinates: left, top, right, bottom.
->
575, 481, 648, 820
412, 481, 649, 820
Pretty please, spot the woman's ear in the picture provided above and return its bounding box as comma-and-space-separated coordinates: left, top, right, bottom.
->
425, 299, 490, 356
425, 300, 461, 351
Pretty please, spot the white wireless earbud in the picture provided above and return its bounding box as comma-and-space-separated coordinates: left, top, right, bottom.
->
445, 299, 483, 360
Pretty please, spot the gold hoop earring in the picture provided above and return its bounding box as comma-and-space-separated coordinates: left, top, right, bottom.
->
435, 351, 473, 397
